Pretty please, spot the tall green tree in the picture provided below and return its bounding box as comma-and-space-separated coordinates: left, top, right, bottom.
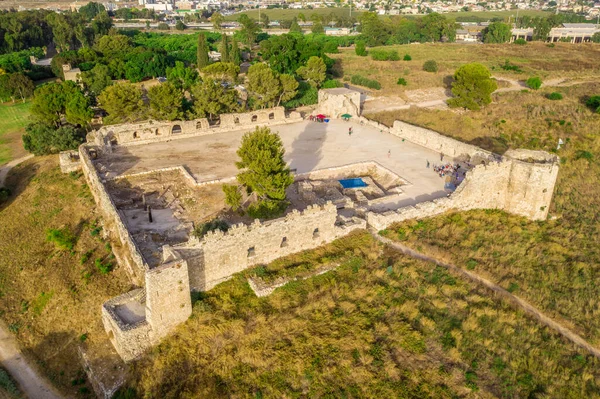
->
447, 63, 497, 111
97, 82, 146, 124
191, 78, 238, 120
166, 61, 199, 91
79, 2, 105, 20
5, 72, 34, 102
23, 123, 84, 155
419, 13, 457, 42
355, 40, 367, 56
220, 34, 230, 63
231, 36, 242, 65
247, 63, 281, 109
175, 20, 186, 31
296, 56, 326, 88
235, 126, 293, 218
30, 81, 82, 126
238, 14, 261, 46
148, 82, 184, 121
212, 12, 224, 31
91, 11, 113, 39
278, 74, 298, 106
81, 63, 112, 96
65, 91, 93, 127
290, 17, 302, 34
197, 33, 210, 68
359, 12, 389, 46
482, 22, 511, 43
202, 62, 239, 82
311, 21, 325, 35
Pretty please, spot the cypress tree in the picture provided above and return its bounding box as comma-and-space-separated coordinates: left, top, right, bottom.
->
220, 34, 230, 63
231, 36, 241, 66
197, 33, 209, 68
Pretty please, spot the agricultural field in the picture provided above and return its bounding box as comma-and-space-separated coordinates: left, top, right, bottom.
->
333, 42, 600, 98
0, 102, 31, 166
0, 157, 131, 397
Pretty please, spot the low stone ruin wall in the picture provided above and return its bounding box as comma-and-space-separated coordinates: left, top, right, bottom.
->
89, 107, 302, 147
295, 161, 408, 189
79, 145, 148, 283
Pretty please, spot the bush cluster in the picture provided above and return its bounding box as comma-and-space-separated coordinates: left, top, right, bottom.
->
247, 199, 288, 219
351, 75, 381, 90
422, 60, 438, 73
526, 77, 542, 90
514, 38, 527, 45
546, 92, 563, 100
321, 79, 344, 89
370, 49, 400, 61
397, 77, 407, 86
194, 219, 230, 238
403, 54, 412, 61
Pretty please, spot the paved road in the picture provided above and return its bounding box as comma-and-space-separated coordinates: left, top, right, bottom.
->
0, 154, 33, 188
0, 321, 63, 399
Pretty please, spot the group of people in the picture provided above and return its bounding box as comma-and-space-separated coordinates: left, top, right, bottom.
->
433, 163, 461, 179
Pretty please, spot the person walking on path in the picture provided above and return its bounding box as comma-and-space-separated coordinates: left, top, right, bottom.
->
387, 150, 391, 158
348, 127, 352, 136
426, 160, 430, 168
440, 152, 444, 161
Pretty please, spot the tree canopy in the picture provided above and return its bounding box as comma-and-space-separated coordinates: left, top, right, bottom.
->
97, 82, 146, 124
482, 22, 511, 43
447, 63, 497, 111
148, 82, 184, 121
23, 123, 84, 155
296, 56, 326, 88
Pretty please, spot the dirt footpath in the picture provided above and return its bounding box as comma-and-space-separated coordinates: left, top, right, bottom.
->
0, 321, 63, 399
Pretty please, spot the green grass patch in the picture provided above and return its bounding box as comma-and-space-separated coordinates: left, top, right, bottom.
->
0, 101, 31, 165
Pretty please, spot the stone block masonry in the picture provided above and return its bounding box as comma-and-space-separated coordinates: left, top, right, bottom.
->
88, 107, 300, 147
175, 202, 366, 291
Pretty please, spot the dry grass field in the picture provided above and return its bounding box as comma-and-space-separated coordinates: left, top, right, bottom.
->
333, 42, 600, 97
0, 102, 31, 166
0, 157, 131, 397
120, 231, 600, 397
367, 82, 600, 346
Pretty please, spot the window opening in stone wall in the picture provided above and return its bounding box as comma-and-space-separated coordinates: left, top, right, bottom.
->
172, 125, 182, 134
133, 132, 138, 139
268, 112, 274, 120
251, 115, 257, 122
234, 117, 240, 124
155, 129, 160, 135
280, 237, 288, 247
248, 246, 256, 257
196, 121, 202, 129
313, 228, 320, 239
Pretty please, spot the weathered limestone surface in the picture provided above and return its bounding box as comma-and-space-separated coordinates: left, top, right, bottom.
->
58, 150, 81, 173
174, 202, 366, 291
88, 107, 299, 147
317, 88, 361, 118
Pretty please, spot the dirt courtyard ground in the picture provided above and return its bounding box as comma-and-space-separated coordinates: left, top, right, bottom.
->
96, 120, 452, 208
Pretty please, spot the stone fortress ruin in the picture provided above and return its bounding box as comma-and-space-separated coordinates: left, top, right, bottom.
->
60, 89, 560, 362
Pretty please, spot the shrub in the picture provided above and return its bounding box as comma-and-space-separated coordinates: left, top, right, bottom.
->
526, 77, 542, 90
403, 54, 412, 61
397, 77, 407, 86
447, 63, 497, 111
0, 368, 20, 397
321, 79, 343, 89
284, 82, 318, 108
222, 184, 242, 210
95, 258, 113, 274
351, 74, 381, 90
247, 199, 288, 219
355, 40, 367, 56
194, 219, 230, 238
0, 187, 10, 203
546, 92, 563, 100
422, 60, 438, 73
157, 22, 169, 30
586, 95, 600, 113
46, 227, 76, 251
500, 60, 522, 73
513, 38, 527, 45
574, 150, 593, 161
370, 49, 399, 61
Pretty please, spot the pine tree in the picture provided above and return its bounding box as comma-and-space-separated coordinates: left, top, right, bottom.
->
197, 33, 209, 68
220, 34, 230, 63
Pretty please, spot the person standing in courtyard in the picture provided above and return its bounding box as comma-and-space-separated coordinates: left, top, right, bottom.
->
388, 150, 391, 158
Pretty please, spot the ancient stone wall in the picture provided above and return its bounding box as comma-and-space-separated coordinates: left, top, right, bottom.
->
174, 202, 366, 291
58, 150, 82, 173
318, 88, 361, 118
367, 154, 559, 230
89, 107, 300, 147
79, 145, 148, 283
101, 289, 152, 362
145, 250, 192, 337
